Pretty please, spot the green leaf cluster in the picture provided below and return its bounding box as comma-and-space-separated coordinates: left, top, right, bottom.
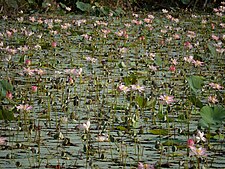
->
76, 1, 92, 12
199, 105, 225, 129
0, 107, 15, 121
76, 1, 115, 16
186, 75, 204, 94
0, 80, 15, 120
0, 80, 13, 100
123, 74, 137, 85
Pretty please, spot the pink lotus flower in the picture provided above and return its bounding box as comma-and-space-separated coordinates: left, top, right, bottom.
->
34, 68, 45, 76
16, 104, 32, 111
173, 34, 180, 40
67, 77, 74, 85
131, 19, 142, 25
64, 68, 82, 77
65, 6, 71, 11
184, 55, 194, 63
96, 134, 109, 142
85, 56, 97, 63
18, 45, 29, 52
29, 16, 36, 22
159, 95, 175, 105
187, 31, 196, 38
171, 58, 178, 65
51, 41, 57, 48
23, 67, 35, 76
0, 137, 7, 145
115, 30, 124, 37
209, 83, 224, 90
131, 84, 145, 93
147, 14, 155, 19
187, 139, 195, 148
138, 162, 145, 169
208, 95, 218, 104
138, 162, 154, 169
139, 36, 145, 41
119, 47, 128, 54
118, 84, 130, 93
162, 9, 168, 13
144, 18, 152, 24
192, 60, 204, 67
6, 91, 13, 100
6, 30, 12, 37
25, 59, 31, 66
212, 34, 219, 41
81, 34, 92, 40
31, 86, 38, 92
149, 65, 158, 71
220, 23, 225, 28
115, 29, 128, 38
132, 13, 139, 17
101, 29, 111, 38
189, 146, 207, 157
184, 41, 193, 49
195, 130, 206, 143
169, 65, 176, 72
76, 119, 90, 131
6, 47, 17, 54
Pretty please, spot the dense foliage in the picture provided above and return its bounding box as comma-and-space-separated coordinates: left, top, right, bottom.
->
0, 0, 223, 15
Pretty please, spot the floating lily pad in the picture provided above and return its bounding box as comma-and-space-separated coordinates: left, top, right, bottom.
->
199, 105, 225, 129
186, 75, 204, 93
149, 129, 168, 135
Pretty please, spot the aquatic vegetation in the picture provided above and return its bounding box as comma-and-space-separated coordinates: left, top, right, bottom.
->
0, 3, 225, 168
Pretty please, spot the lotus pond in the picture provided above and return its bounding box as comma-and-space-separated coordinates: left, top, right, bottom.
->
0, 7, 225, 169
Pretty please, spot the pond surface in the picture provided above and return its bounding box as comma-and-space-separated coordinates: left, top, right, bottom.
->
0, 9, 225, 169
